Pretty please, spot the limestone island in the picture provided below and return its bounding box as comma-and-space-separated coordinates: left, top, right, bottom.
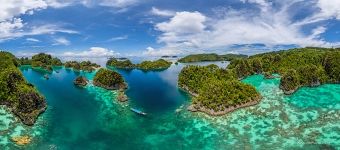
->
178, 47, 340, 116
178, 53, 247, 63
107, 58, 172, 71
73, 76, 89, 86
179, 64, 261, 116
106, 57, 135, 69
0, 52, 47, 126
137, 59, 172, 71
18, 53, 63, 73
93, 68, 128, 102
65, 61, 100, 72
227, 47, 340, 95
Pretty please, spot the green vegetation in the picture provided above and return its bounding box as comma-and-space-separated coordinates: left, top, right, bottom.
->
106, 58, 172, 71
18, 57, 32, 65
93, 68, 127, 90
137, 59, 172, 70
228, 47, 340, 94
73, 76, 88, 86
65, 61, 100, 72
178, 53, 247, 63
31, 53, 62, 72
0, 51, 46, 125
178, 64, 260, 114
17, 53, 62, 72
179, 47, 340, 115
106, 58, 135, 69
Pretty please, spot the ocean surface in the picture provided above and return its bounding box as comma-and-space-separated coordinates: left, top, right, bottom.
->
0, 61, 339, 150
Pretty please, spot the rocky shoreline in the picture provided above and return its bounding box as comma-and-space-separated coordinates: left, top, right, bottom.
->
179, 85, 198, 97
93, 81, 127, 90
187, 95, 262, 116
73, 76, 89, 86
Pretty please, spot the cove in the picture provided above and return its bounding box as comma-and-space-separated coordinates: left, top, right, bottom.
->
0, 62, 339, 149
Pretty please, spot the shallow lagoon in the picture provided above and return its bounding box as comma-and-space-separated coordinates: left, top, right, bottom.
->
0, 62, 339, 149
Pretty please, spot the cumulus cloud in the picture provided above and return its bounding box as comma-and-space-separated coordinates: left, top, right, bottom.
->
156, 11, 206, 35
150, 7, 175, 17
142, 46, 184, 57
0, 0, 79, 42
0, 0, 47, 21
62, 47, 119, 57
145, 0, 340, 56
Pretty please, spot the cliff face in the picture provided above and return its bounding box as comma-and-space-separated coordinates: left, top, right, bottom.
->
0, 51, 47, 126
14, 92, 47, 125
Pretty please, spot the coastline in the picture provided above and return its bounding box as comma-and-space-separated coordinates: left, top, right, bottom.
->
179, 84, 262, 116
187, 95, 262, 116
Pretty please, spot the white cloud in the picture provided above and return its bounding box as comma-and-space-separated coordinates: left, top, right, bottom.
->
0, 0, 79, 42
26, 38, 40, 42
156, 11, 206, 35
148, 0, 339, 56
107, 35, 128, 42
295, 0, 340, 26
99, 0, 139, 8
316, 0, 340, 19
0, 0, 47, 21
150, 7, 175, 17
53, 37, 70, 45
142, 46, 183, 57
0, 20, 78, 42
45, 0, 73, 8
62, 47, 120, 57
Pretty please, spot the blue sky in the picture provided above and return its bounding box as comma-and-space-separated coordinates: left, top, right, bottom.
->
0, 0, 339, 58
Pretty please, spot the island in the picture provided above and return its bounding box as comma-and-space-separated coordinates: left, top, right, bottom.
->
227, 47, 340, 94
178, 53, 248, 63
107, 58, 172, 71
65, 61, 100, 72
73, 76, 89, 86
106, 57, 135, 69
25, 53, 63, 72
0, 51, 47, 125
137, 59, 172, 70
178, 47, 340, 116
93, 68, 127, 90
178, 64, 261, 116
161, 55, 178, 58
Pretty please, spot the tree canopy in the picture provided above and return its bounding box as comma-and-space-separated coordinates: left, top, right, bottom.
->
178, 53, 247, 63
227, 47, 340, 94
0, 51, 46, 125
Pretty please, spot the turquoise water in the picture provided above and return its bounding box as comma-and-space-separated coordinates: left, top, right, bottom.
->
0, 62, 339, 149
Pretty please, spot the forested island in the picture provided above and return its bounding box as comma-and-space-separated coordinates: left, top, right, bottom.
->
93, 68, 128, 101
18, 53, 100, 72
0, 52, 47, 125
179, 64, 261, 115
93, 68, 127, 90
18, 53, 62, 72
65, 61, 100, 72
137, 59, 172, 70
178, 53, 247, 63
179, 47, 340, 116
227, 47, 340, 94
106, 58, 135, 69
107, 58, 172, 70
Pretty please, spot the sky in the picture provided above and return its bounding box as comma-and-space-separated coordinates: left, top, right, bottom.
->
0, 0, 339, 58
